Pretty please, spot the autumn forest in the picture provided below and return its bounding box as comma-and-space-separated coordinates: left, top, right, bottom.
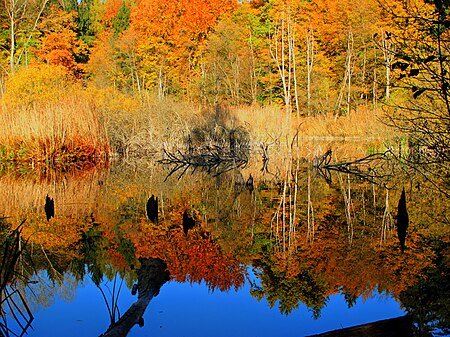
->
1, 0, 450, 336
1, 0, 449, 162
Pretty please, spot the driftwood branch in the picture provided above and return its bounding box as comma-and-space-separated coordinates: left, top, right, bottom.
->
314, 150, 394, 186
159, 146, 249, 181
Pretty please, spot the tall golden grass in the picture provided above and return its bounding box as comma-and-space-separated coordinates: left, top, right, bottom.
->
0, 65, 110, 166
232, 104, 396, 146
0, 65, 399, 167
89, 88, 201, 157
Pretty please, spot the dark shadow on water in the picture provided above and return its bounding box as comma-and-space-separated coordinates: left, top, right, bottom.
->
159, 105, 250, 181
182, 210, 195, 235
305, 314, 414, 337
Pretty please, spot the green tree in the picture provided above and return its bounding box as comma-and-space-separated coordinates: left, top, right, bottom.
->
112, 2, 131, 37
200, 11, 261, 105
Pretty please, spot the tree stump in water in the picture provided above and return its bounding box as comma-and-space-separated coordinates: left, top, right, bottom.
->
397, 187, 409, 252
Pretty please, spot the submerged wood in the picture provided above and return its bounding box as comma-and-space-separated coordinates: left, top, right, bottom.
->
397, 187, 409, 252
0, 220, 34, 336
313, 149, 332, 168
99, 258, 169, 337
305, 314, 413, 337
146, 195, 158, 224
159, 145, 249, 181
182, 210, 195, 235
160, 113, 250, 180
314, 150, 393, 185
44, 194, 54, 221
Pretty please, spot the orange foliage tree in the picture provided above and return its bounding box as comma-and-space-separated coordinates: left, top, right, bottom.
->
129, 0, 237, 96
123, 210, 246, 292
32, 6, 88, 77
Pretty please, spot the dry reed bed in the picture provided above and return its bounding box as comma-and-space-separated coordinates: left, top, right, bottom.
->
233, 104, 395, 145
0, 95, 110, 165
0, 72, 396, 166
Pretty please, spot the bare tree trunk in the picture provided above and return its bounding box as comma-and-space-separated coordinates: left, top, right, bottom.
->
5, 0, 49, 74
291, 158, 298, 250
158, 67, 164, 100
291, 22, 300, 120
361, 41, 367, 104
338, 173, 354, 244
233, 56, 240, 105
436, 20, 450, 115
382, 30, 395, 100
306, 27, 315, 117
346, 31, 354, 116
336, 31, 354, 116
307, 168, 315, 243
381, 189, 392, 246
269, 2, 292, 114
373, 46, 378, 110
9, 10, 15, 73
0, 74, 5, 97
5, 0, 22, 74
248, 30, 258, 104
282, 179, 287, 253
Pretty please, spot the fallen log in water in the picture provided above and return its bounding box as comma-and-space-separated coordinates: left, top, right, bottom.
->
99, 258, 169, 337
305, 314, 414, 337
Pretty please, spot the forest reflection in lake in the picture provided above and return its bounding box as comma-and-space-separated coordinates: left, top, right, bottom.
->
0, 141, 449, 337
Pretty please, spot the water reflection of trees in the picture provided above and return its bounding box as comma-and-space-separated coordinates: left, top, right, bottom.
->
0, 150, 449, 335
0, 221, 33, 337
399, 239, 450, 336
250, 253, 328, 319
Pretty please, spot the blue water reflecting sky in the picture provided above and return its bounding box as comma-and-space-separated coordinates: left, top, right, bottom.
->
24, 268, 405, 337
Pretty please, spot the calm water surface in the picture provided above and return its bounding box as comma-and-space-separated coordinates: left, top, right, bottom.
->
1, 142, 448, 336
26, 270, 403, 337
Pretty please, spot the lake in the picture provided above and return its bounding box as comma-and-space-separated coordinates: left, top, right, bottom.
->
1, 140, 448, 337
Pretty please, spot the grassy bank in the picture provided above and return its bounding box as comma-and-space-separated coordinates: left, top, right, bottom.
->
0, 97, 110, 167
